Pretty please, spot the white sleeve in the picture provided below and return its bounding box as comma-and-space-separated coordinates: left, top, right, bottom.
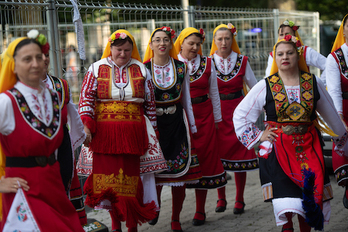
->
233, 80, 266, 149
265, 54, 273, 77
209, 60, 222, 122
316, 76, 346, 138
243, 61, 258, 88
181, 67, 197, 133
305, 46, 326, 71
67, 90, 86, 151
326, 53, 343, 114
0, 93, 15, 136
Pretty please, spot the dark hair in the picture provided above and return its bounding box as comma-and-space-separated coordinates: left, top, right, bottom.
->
277, 25, 294, 35
151, 29, 171, 41
185, 33, 203, 41
13, 39, 41, 58
110, 36, 133, 47
343, 15, 348, 27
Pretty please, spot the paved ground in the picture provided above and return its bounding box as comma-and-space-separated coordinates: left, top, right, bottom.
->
86, 171, 348, 232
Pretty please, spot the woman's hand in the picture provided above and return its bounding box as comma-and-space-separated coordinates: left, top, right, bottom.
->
260, 126, 278, 143
83, 125, 92, 147
0, 176, 29, 193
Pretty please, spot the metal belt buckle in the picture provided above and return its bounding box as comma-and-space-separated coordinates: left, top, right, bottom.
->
47, 154, 56, 165
282, 125, 295, 135
35, 156, 48, 167
297, 125, 308, 134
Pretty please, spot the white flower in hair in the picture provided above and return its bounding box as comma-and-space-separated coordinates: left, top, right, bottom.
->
27, 29, 39, 39
283, 20, 290, 26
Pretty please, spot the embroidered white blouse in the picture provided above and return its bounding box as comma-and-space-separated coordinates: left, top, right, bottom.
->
150, 58, 197, 133
0, 81, 53, 136
177, 53, 222, 123
265, 46, 327, 86
233, 76, 348, 153
326, 43, 348, 115
212, 51, 257, 88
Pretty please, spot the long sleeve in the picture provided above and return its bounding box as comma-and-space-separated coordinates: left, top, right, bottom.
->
208, 59, 222, 123
233, 80, 265, 149
144, 69, 158, 130
265, 54, 273, 77
243, 61, 258, 88
326, 53, 343, 114
78, 65, 98, 133
181, 67, 197, 133
305, 46, 327, 86
0, 93, 15, 136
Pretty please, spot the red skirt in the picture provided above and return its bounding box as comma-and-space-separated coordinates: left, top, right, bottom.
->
1, 163, 84, 232
186, 99, 226, 189
216, 97, 258, 171
84, 153, 156, 228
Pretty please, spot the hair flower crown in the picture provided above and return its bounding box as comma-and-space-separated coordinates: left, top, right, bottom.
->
283, 34, 303, 55
282, 19, 300, 31
161, 26, 176, 38
199, 28, 206, 41
108, 32, 128, 43
227, 23, 237, 36
27, 29, 50, 54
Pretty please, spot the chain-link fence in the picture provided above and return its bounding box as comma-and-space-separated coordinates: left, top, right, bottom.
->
1, 0, 320, 101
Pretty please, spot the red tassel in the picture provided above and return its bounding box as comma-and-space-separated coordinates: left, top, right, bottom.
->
81, 116, 96, 134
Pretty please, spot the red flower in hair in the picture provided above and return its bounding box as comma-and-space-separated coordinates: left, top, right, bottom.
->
231, 27, 237, 35
160, 26, 175, 38
41, 43, 50, 55
292, 26, 299, 31
199, 28, 206, 40
296, 40, 302, 47
284, 34, 292, 41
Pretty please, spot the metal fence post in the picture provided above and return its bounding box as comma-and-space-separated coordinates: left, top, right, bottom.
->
273, 8, 279, 42
46, 0, 62, 78
181, 0, 189, 28
188, 6, 195, 28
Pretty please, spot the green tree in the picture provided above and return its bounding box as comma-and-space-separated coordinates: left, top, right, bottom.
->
294, 0, 347, 21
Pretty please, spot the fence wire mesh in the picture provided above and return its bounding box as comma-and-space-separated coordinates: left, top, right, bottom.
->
1, 0, 320, 102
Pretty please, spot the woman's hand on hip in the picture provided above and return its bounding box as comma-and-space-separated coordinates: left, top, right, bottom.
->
260, 126, 278, 143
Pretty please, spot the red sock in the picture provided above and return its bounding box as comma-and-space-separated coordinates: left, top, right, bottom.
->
194, 189, 207, 220
298, 214, 311, 232
234, 172, 246, 208
109, 211, 121, 231
217, 186, 226, 207
156, 185, 163, 208
171, 186, 186, 222
282, 212, 293, 230
128, 227, 138, 232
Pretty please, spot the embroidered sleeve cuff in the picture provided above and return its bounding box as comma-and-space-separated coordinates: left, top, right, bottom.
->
81, 116, 96, 134
237, 123, 262, 150
333, 132, 348, 157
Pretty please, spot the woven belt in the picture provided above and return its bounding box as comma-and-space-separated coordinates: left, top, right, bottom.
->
191, 94, 208, 104
156, 105, 177, 116
342, 92, 348, 99
219, 91, 243, 100
282, 125, 308, 135
6, 153, 56, 168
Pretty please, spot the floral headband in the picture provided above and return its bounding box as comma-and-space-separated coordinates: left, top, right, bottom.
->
283, 34, 303, 55
160, 26, 176, 39
108, 32, 128, 43
199, 28, 206, 41
282, 19, 300, 31
27, 29, 50, 54
227, 23, 237, 36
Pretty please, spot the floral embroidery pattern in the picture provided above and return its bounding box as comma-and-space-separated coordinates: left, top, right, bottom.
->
166, 144, 189, 173
190, 56, 207, 82
214, 54, 243, 81
334, 48, 348, 79
238, 123, 262, 148
10, 88, 60, 139
222, 159, 259, 171
335, 164, 348, 184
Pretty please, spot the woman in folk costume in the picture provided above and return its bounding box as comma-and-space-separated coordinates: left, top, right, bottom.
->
233, 35, 348, 231
36, 30, 87, 225
173, 27, 226, 226
143, 27, 201, 232
326, 13, 348, 209
265, 19, 327, 86
79, 29, 164, 232
210, 23, 258, 215
0, 35, 84, 231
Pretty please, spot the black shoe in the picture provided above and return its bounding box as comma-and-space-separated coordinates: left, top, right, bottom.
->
148, 212, 159, 225
215, 199, 227, 213
171, 220, 183, 232
192, 212, 206, 226
343, 186, 348, 209
233, 201, 245, 214
281, 228, 294, 231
